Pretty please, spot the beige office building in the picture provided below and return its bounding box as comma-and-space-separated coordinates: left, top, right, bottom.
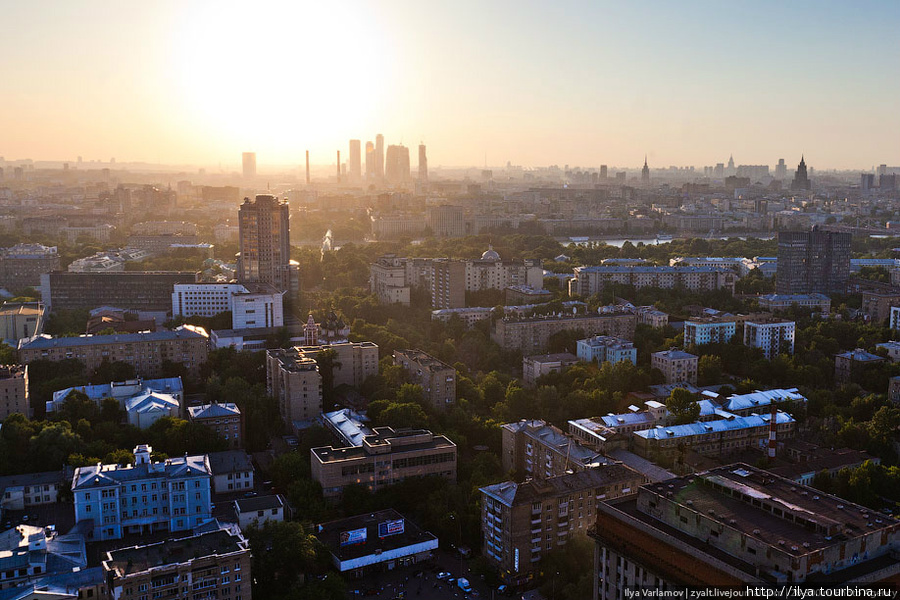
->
311, 427, 457, 499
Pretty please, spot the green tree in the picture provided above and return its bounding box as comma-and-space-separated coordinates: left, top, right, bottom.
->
378, 402, 429, 429
666, 388, 701, 425
698, 355, 724, 386
314, 348, 341, 405
30, 422, 86, 472
247, 520, 320, 599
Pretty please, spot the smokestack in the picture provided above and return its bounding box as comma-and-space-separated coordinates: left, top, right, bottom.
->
768, 402, 777, 461
336, 150, 341, 183
305, 150, 310, 185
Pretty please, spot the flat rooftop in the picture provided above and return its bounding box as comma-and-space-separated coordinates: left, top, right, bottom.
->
314, 509, 437, 563
104, 529, 245, 577
641, 464, 900, 555
312, 428, 455, 463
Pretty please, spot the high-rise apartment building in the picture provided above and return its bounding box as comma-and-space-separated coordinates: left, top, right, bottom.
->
349, 139, 361, 182
266, 349, 323, 425
776, 228, 851, 294
481, 466, 645, 585
431, 259, 466, 309
418, 144, 428, 181
374, 134, 384, 180
385, 144, 410, 183
242, 152, 256, 179
237, 194, 292, 293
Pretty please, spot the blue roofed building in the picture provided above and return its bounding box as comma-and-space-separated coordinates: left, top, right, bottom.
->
633, 411, 796, 460
71, 444, 212, 542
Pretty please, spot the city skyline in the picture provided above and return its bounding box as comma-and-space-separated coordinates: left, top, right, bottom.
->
1, 1, 898, 170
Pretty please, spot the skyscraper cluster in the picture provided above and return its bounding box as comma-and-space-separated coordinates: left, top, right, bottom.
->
357, 134, 426, 184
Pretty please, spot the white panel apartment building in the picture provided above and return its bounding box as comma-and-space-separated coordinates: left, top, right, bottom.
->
172, 283, 284, 329
682, 318, 737, 346
743, 318, 795, 359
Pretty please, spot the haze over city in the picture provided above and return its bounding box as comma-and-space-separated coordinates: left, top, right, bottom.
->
2, 0, 898, 169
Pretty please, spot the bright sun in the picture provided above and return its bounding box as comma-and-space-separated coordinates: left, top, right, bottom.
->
176, 1, 391, 163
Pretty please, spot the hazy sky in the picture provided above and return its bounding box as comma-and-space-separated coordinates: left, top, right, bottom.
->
2, 1, 898, 170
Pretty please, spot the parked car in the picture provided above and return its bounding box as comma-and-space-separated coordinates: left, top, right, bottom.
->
458, 578, 473, 593
436, 572, 451, 581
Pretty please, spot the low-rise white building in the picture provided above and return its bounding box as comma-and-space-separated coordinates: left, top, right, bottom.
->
207, 450, 254, 494
172, 282, 284, 329
233, 494, 285, 531
522, 353, 578, 387
124, 390, 180, 429
49, 377, 183, 415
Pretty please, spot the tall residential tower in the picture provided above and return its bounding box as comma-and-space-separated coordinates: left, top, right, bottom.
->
238, 194, 293, 293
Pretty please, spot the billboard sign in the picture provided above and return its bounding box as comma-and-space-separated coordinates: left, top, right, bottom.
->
339, 527, 368, 547
377, 519, 405, 538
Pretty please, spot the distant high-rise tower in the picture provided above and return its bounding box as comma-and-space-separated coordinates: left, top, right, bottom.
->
242, 152, 257, 179
238, 194, 291, 292
385, 145, 410, 183
336, 150, 341, 183
365, 142, 375, 182
641, 156, 650, 184
418, 144, 428, 181
791, 156, 811, 191
725, 154, 735, 177
600, 165, 608, 179
775, 158, 787, 180
776, 228, 850, 294
375, 134, 385, 180
349, 140, 361, 182
305, 150, 310, 184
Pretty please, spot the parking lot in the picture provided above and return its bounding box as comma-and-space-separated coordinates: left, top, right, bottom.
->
345, 548, 503, 600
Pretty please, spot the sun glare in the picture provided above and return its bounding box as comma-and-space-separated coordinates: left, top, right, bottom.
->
176, 1, 390, 163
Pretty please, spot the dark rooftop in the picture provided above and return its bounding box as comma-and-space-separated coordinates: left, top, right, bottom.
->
314, 509, 437, 562
641, 464, 899, 555
104, 529, 246, 577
